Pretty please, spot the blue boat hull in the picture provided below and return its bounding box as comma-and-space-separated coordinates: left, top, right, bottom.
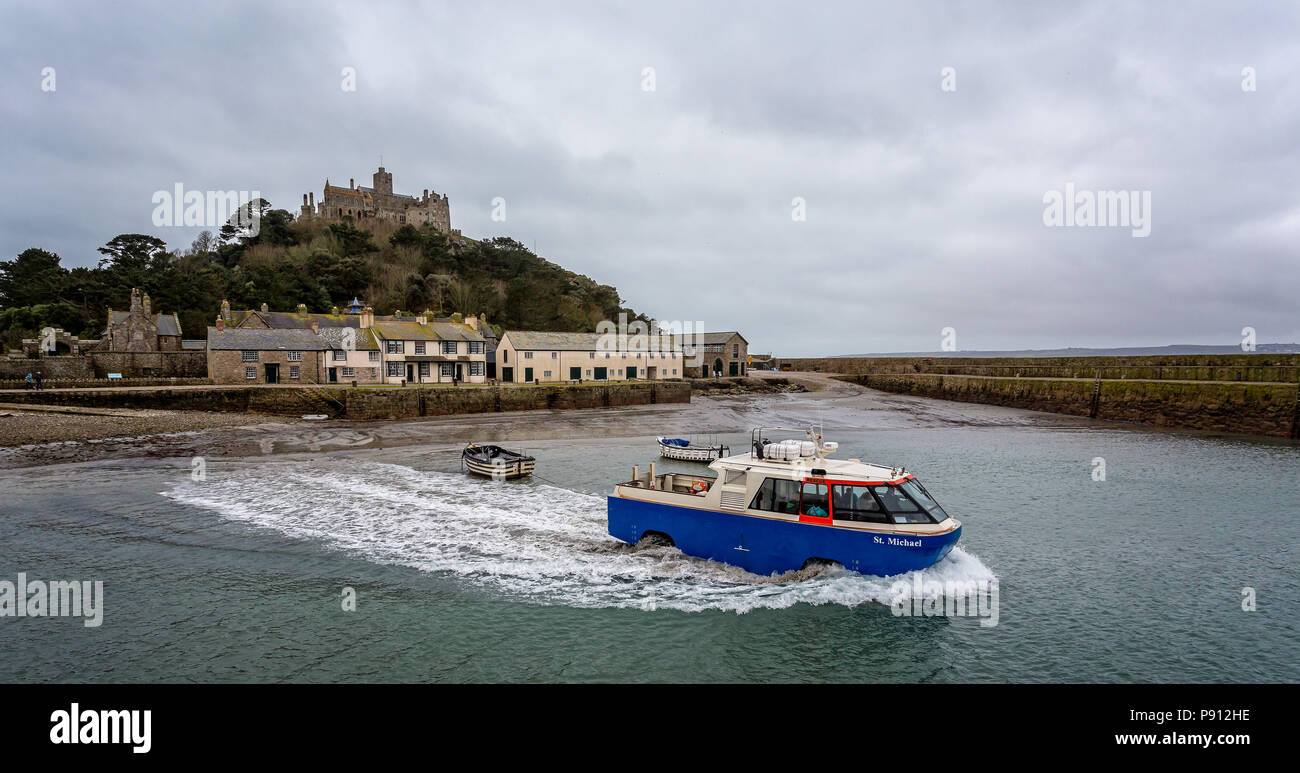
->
608, 496, 961, 577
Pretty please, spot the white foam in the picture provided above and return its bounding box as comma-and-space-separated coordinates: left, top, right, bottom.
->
162, 459, 996, 614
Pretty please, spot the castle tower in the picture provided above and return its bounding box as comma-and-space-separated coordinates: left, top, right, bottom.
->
373, 166, 393, 195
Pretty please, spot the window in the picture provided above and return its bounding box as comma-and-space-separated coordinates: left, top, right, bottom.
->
443, 341, 457, 355
550, 351, 557, 359
468, 341, 484, 354
242, 350, 258, 362
503, 350, 509, 363
585, 369, 592, 376
386, 341, 404, 354
418, 362, 429, 377
617, 369, 623, 375
672, 369, 677, 375
733, 344, 739, 356
588, 352, 595, 359
287, 351, 302, 362
801, 482, 829, 517
899, 479, 949, 521
543, 370, 552, 378
387, 362, 402, 377
244, 366, 256, 379
749, 478, 800, 515
831, 484, 889, 523
333, 349, 346, 361
872, 485, 933, 524
290, 365, 300, 379
440, 363, 454, 376
342, 367, 355, 377
524, 351, 533, 359
469, 362, 484, 376
414, 342, 426, 355
368, 351, 379, 362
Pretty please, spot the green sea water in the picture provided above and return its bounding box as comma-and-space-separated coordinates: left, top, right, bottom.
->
1, 391, 1296, 683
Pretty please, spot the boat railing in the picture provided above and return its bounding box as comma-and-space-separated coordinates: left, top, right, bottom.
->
621, 464, 715, 496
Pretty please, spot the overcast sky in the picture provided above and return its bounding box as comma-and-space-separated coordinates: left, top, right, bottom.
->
2, 1, 1297, 355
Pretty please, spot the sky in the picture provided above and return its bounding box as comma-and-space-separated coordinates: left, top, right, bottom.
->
2, 0, 1297, 356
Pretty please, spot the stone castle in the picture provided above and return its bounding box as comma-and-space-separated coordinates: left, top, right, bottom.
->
300, 166, 453, 233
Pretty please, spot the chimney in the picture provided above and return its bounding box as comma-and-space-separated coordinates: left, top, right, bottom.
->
423, 188, 428, 201
360, 306, 374, 329
303, 193, 308, 206
260, 302, 269, 313
417, 310, 430, 325
142, 293, 152, 315
130, 288, 142, 313
310, 320, 318, 333
215, 316, 224, 332
465, 314, 478, 331
309, 191, 315, 206
350, 178, 355, 189
297, 303, 307, 315
220, 299, 231, 322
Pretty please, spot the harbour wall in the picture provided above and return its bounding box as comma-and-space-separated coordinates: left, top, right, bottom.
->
0, 380, 692, 420
779, 354, 1300, 384
835, 373, 1300, 438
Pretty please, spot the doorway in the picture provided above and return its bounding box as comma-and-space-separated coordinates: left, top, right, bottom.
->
503, 367, 513, 382
265, 363, 280, 384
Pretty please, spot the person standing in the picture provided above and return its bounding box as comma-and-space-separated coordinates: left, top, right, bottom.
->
25, 372, 33, 390
34, 371, 43, 390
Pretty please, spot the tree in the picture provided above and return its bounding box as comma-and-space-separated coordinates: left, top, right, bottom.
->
0, 248, 68, 308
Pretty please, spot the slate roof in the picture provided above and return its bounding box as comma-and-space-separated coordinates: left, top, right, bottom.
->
503, 331, 682, 352
206, 328, 329, 351
371, 321, 484, 342
317, 327, 378, 350
668, 331, 747, 347
105, 311, 182, 337
244, 311, 361, 329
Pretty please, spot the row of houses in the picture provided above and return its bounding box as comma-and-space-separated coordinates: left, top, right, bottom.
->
207, 299, 751, 385
208, 300, 491, 385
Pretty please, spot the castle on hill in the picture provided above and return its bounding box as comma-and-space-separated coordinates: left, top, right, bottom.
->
300, 166, 453, 233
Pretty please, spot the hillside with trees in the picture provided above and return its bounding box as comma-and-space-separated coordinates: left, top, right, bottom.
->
0, 202, 646, 349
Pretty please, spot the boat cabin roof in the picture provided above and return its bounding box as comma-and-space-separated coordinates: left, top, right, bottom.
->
710, 452, 908, 484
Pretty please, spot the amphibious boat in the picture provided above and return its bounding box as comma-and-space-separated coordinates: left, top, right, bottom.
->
608, 427, 961, 576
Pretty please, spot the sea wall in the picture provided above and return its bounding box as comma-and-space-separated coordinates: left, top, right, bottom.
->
0, 352, 208, 380
780, 354, 1300, 383
837, 374, 1300, 438
0, 380, 692, 420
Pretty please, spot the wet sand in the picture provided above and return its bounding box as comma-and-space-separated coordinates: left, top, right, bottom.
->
0, 373, 1101, 469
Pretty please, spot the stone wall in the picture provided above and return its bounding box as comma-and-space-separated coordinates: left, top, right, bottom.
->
0, 352, 208, 381
779, 354, 1300, 382
0, 377, 211, 390
0, 380, 692, 420
208, 349, 325, 384
837, 374, 1300, 438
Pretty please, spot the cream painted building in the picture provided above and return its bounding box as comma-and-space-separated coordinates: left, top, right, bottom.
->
496, 331, 685, 383
371, 313, 489, 384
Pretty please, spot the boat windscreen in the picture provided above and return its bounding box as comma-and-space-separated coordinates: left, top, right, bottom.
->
899, 479, 949, 521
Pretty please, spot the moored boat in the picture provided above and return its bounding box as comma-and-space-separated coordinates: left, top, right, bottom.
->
657, 436, 730, 462
462, 443, 536, 479
609, 427, 962, 576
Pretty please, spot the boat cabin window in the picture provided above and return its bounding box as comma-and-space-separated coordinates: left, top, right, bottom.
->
871, 485, 933, 524
724, 469, 746, 485
749, 477, 799, 515
831, 484, 890, 523
899, 479, 949, 521
801, 481, 829, 517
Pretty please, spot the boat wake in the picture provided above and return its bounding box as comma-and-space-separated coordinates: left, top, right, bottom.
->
162, 459, 996, 614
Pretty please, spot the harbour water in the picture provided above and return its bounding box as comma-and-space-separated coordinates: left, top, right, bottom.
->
1, 380, 1296, 682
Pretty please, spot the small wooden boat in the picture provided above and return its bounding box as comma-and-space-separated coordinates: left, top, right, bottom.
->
462, 443, 536, 479
657, 436, 730, 462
